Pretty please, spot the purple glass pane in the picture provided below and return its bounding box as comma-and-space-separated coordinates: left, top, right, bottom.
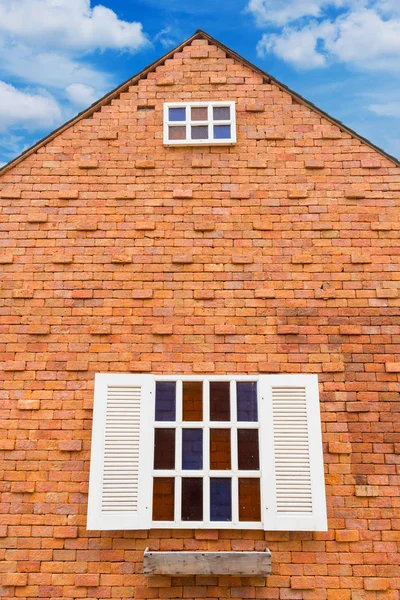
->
213, 125, 231, 139
169, 107, 186, 121
210, 382, 230, 421
210, 478, 231, 521
155, 382, 176, 421
237, 429, 259, 470
191, 126, 208, 140
237, 382, 258, 422
182, 429, 203, 470
213, 106, 230, 120
154, 428, 175, 470
181, 478, 203, 521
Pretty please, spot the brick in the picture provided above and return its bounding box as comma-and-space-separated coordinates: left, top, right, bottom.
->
2, 573, 28, 587
258, 362, 280, 373
313, 222, 333, 230
361, 160, 381, 168
11, 482, 35, 493
59, 440, 82, 452
66, 361, 89, 371
52, 253, 73, 263
376, 288, 398, 298
364, 579, 389, 591
288, 189, 308, 198
13, 288, 34, 298
232, 254, 253, 264
27, 213, 48, 223
75, 220, 98, 231
327, 592, 351, 600
193, 362, 215, 372
132, 289, 154, 299
151, 324, 173, 335
97, 130, 118, 140
322, 130, 342, 138
345, 191, 366, 199
278, 325, 299, 335
156, 78, 174, 86
231, 189, 250, 199
253, 220, 273, 230
194, 220, 215, 231
215, 325, 236, 335
135, 160, 155, 169
54, 526, 78, 538
305, 160, 325, 169
246, 104, 264, 112
111, 253, 133, 264
339, 325, 363, 335
0, 525, 8, 537
172, 254, 193, 263
329, 442, 352, 454
194, 290, 215, 299
263, 131, 285, 140
135, 221, 156, 230
255, 288, 276, 298
129, 361, 152, 372
26, 325, 50, 335
292, 254, 313, 264
335, 530, 359, 542
58, 190, 79, 199
72, 290, 93, 299
0, 439, 15, 450
0, 189, 21, 198
323, 361, 345, 372
385, 362, 400, 373
115, 191, 136, 199
351, 254, 372, 264
78, 160, 99, 168
210, 75, 227, 84
173, 189, 193, 198
18, 399, 40, 410
371, 222, 392, 231
355, 486, 380, 497
4, 361, 26, 371
0, 253, 13, 263
291, 576, 315, 590
192, 159, 211, 168
76, 574, 100, 587
89, 324, 112, 335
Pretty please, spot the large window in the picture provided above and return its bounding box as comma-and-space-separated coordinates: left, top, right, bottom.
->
163, 102, 236, 146
87, 374, 327, 532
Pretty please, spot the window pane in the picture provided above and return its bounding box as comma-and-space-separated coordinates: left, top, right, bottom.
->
237, 429, 259, 470
237, 382, 258, 422
154, 429, 175, 470
210, 478, 231, 521
210, 381, 230, 421
214, 125, 231, 139
182, 429, 203, 470
213, 106, 230, 120
191, 106, 208, 121
181, 478, 203, 521
155, 382, 176, 421
183, 381, 203, 421
239, 478, 261, 521
191, 126, 208, 140
153, 478, 174, 521
169, 107, 186, 121
169, 126, 186, 140
210, 429, 231, 470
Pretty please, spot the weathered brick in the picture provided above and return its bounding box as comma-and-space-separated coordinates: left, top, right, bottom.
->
59, 441, 82, 452
2, 573, 28, 586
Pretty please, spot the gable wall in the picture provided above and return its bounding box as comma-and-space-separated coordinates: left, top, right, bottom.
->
0, 38, 399, 599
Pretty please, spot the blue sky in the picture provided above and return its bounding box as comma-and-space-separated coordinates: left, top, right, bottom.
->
1, 0, 399, 167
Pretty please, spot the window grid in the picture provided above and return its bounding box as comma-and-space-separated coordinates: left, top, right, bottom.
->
152, 376, 261, 527
163, 102, 236, 146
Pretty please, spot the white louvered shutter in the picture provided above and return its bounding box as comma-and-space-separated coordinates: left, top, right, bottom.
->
87, 374, 154, 530
259, 375, 327, 531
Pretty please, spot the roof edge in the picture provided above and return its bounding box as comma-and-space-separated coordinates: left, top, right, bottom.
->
0, 29, 399, 176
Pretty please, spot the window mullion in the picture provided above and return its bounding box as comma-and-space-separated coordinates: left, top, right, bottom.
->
203, 379, 210, 525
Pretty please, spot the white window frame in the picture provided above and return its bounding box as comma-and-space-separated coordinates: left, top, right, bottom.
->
87, 373, 328, 532
163, 101, 236, 146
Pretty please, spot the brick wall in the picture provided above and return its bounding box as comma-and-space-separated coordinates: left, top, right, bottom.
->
0, 37, 399, 600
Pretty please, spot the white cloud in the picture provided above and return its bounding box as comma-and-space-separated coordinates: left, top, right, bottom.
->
0, 0, 148, 53
368, 102, 400, 117
251, 3, 400, 71
0, 81, 62, 131
65, 83, 98, 107
247, 0, 349, 26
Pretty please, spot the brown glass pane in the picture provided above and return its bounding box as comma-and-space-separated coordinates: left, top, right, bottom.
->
183, 381, 203, 421
169, 125, 186, 140
153, 478, 174, 521
239, 478, 261, 521
210, 382, 230, 421
191, 106, 208, 121
181, 478, 203, 521
210, 429, 231, 470
154, 429, 175, 470
237, 429, 259, 470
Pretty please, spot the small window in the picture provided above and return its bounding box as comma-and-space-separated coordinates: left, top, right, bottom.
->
164, 102, 236, 146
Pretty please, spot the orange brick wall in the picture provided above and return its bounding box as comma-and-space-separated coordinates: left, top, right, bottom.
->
0, 37, 399, 600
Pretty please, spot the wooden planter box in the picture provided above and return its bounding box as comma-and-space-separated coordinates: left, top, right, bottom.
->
143, 548, 272, 576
